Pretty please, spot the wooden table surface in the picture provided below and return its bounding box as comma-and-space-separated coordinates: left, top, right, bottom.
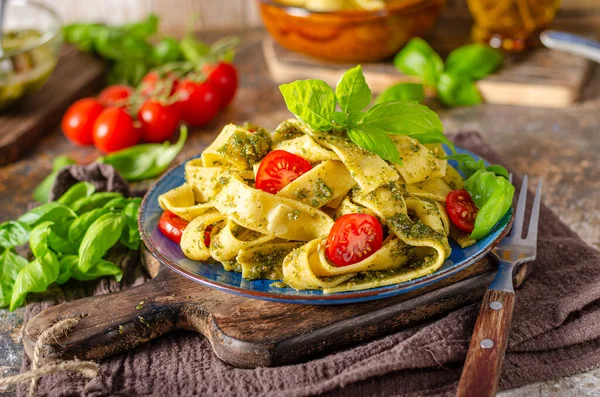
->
1, 24, 599, 396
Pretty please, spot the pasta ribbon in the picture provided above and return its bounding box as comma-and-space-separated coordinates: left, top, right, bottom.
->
237, 242, 304, 280
180, 210, 225, 261
209, 220, 276, 262
273, 134, 339, 162
202, 124, 271, 170
158, 184, 213, 221
391, 135, 447, 184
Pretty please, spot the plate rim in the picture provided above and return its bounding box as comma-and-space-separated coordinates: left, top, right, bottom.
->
139, 146, 514, 304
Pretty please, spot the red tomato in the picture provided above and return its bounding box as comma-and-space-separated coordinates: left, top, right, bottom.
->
61, 98, 104, 145
446, 189, 479, 233
92, 107, 141, 153
138, 100, 181, 143
204, 62, 238, 108
98, 85, 133, 107
255, 150, 312, 194
140, 71, 179, 97
325, 214, 384, 267
204, 225, 214, 247
175, 79, 221, 127
158, 211, 189, 244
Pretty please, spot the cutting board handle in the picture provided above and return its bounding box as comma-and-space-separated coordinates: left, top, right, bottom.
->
22, 270, 201, 365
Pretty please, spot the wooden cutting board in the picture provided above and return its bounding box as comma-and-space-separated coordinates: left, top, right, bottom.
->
0, 45, 105, 166
263, 37, 592, 108
22, 246, 529, 369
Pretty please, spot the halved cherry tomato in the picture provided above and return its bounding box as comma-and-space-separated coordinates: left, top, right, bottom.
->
140, 71, 179, 97
204, 62, 238, 108
158, 211, 189, 244
98, 85, 133, 107
138, 99, 181, 143
325, 214, 384, 267
446, 189, 479, 233
204, 225, 214, 247
61, 98, 104, 145
255, 150, 312, 194
92, 107, 142, 153
175, 79, 221, 127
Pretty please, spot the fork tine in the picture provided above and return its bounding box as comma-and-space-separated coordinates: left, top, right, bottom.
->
511, 175, 528, 239
525, 178, 543, 244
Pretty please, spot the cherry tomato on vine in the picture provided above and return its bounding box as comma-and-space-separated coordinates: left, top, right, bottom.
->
175, 79, 221, 127
98, 85, 133, 107
325, 214, 384, 267
204, 62, 238, 108
61, 98, 104, 145
255, 150, 312, 194
158, 211, 189, 244
92, 107, 141, 153
140, 71, 179, 97
446, 189, 479, 233
137, 99, 181, 143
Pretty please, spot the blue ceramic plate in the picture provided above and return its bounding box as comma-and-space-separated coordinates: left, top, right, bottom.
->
139, 146, 513, 305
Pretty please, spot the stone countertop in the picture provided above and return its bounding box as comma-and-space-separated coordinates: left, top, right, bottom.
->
0, 27, 599, 396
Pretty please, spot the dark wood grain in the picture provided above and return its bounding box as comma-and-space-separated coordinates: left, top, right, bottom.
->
456, 289, 516, 397
22, 248, 528, 369
0, 45, 105, 165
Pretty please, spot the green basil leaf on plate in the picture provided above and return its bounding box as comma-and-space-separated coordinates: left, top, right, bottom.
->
0, 221, 30, 249
464, 169, 515, 240
78, 213, 125, 273
446, 153, 509, 179
0, 249, 28, 307
99, 126, 187, 181
437, 72, 482, 107
33, 155, 76, 203
375, 83, 425, 104
57, 182, 96, 207
394, 38, 443, 86
279, 79, 336, 131
445, 44, 503, 80
348, 126, 403, 164
362, 101, 443, 136
335, 65, 372, 115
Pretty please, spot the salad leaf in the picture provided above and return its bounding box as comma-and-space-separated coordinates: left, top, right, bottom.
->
362, 101, 443, 136
33, 156, 75, 203
348, 127, 403, 164
394, 38, 443, 86
99, 126, 187, 181
18, 203, 77, 228
335, 65, 372, 115
0, 221, 30, 249
0, 249, 28, 307
465, 170, 515, 240
279, 80, 336, 131
437, 72, 482, 107
375, 83, 424, 104
57, 182, 96, 207
78, 213, 125, 273
445, 44, 503, 80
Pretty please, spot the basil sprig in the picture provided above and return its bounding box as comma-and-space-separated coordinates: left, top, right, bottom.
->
384, 39, 503, 107
280, 65, 450, 164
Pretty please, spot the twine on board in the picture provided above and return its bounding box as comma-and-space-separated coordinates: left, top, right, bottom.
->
0, 317, 99, 397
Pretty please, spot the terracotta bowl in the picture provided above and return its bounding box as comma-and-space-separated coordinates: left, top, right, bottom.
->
258, 0, 446, 63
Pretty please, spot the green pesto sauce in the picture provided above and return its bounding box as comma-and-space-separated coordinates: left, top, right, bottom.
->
246, 248, 289, 280
386, 213, 443, 243
217, 129, 271, 168
313, 178, 333, 200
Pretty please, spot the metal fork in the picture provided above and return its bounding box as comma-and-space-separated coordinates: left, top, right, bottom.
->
456, 176, 543, 397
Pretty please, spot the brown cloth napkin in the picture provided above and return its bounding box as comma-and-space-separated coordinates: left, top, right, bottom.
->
17, 132, 600, 397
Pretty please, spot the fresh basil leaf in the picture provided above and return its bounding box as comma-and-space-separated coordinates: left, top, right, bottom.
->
107, 59, 152, 86
279, 79, 336, 131
122, 14, 159, 39
437, 72, 482, 107
62, 23, 110, 52
78, 213, 125, 273
57, 182, 96, 207
33, 156, 76, 203
445, 44, 503, 80
375, 83, 425, 104
445, 153, 508, 179
67, 207, 108, 245
152, 37, 182, 64
362, 101, 443, 136
335, 65, 371, 115
179, 36, 210, 63
0, 249, 28, 307
486, 164, 510, 180
18, 203, 77, 228
102, 197, 130, 210
0, 221, 30, 249
348, 126, 402, 164
464, 169, 515, 240
71, 192, 123, 215
72, 258, 123, 283
394, 38, 443, 86
48, 229, 78, 255
99, 126, 187, 181
120, 199, 141, 251
408, 130, 455, 152
56, 255, 75, 285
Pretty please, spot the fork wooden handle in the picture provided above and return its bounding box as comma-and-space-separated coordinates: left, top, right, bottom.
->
456, 289, 516, 397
